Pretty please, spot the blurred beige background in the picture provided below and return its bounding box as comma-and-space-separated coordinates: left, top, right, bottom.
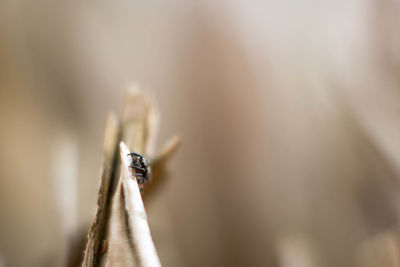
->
1, 0, 400, 266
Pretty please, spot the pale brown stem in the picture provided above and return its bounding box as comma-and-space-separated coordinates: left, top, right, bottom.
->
120, 142, 162, 267
82, 113, 120, 267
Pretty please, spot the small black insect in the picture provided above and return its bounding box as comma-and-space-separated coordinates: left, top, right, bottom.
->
128, 152, 150, 186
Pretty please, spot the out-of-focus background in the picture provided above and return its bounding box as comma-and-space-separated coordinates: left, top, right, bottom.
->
1, 0, 400, 266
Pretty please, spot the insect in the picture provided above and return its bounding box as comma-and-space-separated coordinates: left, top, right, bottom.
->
128, 152, 150, 186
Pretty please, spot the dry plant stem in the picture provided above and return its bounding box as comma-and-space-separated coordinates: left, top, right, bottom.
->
83, 88, 178, 267
121, 87, 159, 156
105, 169, 136, 267
153, 136, 181, 162
82, 113, 120, 267
120, 142, 162, 267
103, 89, 163, 267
